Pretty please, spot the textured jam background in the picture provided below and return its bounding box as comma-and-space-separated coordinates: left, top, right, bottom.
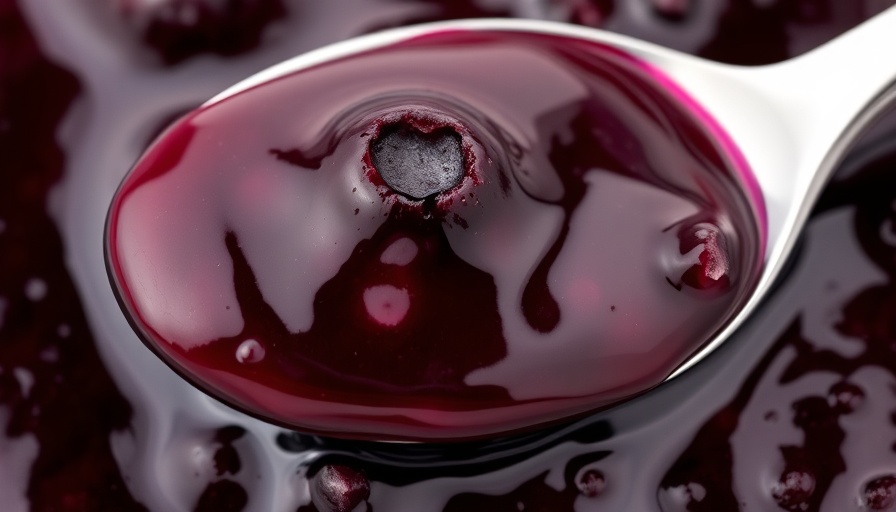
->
2, 0, 896, 511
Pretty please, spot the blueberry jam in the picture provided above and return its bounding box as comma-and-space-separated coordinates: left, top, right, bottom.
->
4, 0, 896, 511
106, 30, 761, 440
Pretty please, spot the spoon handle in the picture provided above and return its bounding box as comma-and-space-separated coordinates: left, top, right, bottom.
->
661, 8, 896, 380
768, 8, 896, 172
748, 6, 896, 199
698, 5, 896, 304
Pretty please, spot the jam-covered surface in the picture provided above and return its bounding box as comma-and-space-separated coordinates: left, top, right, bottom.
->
106, 29, 760, 440
4, 0, 896, 510
0, 1, 145, 510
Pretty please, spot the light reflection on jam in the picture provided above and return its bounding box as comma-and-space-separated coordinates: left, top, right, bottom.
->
106, 30, 759, 440
5, 0, 896, 510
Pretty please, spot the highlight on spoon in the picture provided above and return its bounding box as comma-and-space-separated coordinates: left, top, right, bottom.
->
105, 26, 765, 441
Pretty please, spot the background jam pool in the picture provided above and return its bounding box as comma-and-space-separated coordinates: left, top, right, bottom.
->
1, 0, 896, 511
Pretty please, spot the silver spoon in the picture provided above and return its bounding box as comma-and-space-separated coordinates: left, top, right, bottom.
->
207, 7, 896, 385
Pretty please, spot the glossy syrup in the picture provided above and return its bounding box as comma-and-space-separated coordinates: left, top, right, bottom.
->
3, 0, 896, 511
106, 29, 761, 440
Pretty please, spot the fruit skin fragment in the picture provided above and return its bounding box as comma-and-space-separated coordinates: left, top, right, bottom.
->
310, 464, 371, 512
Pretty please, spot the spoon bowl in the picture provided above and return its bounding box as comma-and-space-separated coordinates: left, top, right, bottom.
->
107, 8, 896, 440
209, 7, 896, 383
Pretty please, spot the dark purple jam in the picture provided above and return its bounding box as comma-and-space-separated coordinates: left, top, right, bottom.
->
5, 0, 896, 510
112, 0, 287, 65
106, 30, 761, 440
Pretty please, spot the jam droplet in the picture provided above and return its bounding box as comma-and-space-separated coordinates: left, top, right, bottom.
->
771, 468, 816, 511
310, 464, 370, 512
863, 475, 896, 511
576, 469, 607, 498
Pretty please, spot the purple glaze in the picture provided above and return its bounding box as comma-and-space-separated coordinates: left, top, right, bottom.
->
106, 30, 761, 440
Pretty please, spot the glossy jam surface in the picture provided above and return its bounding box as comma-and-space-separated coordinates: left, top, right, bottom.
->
106, 30, 761, 440
5, 0, 896, 510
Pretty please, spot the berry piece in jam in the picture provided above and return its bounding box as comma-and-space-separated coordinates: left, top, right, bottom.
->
310, 465, 371, 512
864, 475, 896, 511
106, 30, 762, 440
678, 222, 732, 291
370, 121, 465, 200
576, 468, 607, 498
771, 467, 816, 511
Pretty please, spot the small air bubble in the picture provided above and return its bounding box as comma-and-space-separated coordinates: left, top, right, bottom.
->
24, 278, 47, 302
236, 339, 265, 364
57, 323, 71, 338
0, 218, 6, 234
